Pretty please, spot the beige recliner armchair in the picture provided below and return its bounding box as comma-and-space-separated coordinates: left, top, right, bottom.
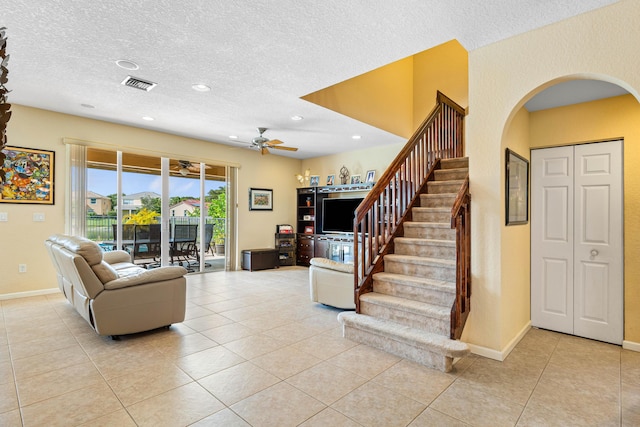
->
45, 234, 187, 337
309, 257, 356, 309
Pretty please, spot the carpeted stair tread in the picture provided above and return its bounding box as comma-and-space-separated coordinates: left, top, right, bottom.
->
404, 221, 454, 229
373, 272, 455, 294
338, 311, 468, 358
394, 237, 455, 247
360, 292, 451, 317
384, 254, 456, 267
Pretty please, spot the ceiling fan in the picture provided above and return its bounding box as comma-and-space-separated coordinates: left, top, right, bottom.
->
172, 160, 211, 176
250, 127, 298, 155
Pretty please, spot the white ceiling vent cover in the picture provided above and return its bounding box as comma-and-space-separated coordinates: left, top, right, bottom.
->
121, 76, 157, 92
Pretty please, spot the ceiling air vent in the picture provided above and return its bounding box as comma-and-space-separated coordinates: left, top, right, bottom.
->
121, 76, 157, 92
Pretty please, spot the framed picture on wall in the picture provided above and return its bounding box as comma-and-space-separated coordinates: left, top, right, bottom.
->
249, 188, 273, 211
310, 175, 320, 186
505, 148, 529, 225
350, 174, 361, 184
365, 170, 376, 183
326, 174, 335, 185
0, 146, 55, 204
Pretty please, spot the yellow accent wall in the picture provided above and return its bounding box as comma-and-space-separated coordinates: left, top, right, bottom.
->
0, 105, 301, 296
466, 0, 640, 352
302, 40, 468, 139
529, 94, 640, 343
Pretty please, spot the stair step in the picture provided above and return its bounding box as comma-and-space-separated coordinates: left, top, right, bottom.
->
394, 237, 455, 259
384, 254, 456, 281
338, 311, 469, 372
403, 222, 456, 240
360, 293, 450, 334
373, 272, 455, 305
411, 207, 450, 223
441, 157, 468, 170
419, 193, 456, 208
434, 167, 468, 181
427, 180, 464, 194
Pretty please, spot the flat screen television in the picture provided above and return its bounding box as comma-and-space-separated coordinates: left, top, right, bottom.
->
322, 197, 364, 234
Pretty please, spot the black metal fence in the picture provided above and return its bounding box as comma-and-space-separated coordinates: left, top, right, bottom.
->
86, 215, 224, 243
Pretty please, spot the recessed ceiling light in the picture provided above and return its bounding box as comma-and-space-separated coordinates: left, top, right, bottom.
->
192, 84, 211, 92
229, 135, 238, 140
80, 103, 95, 109
352, 135, 362, 140
115, 59, 139, 71
142, 116, 155, 121
291, 115, 304, 121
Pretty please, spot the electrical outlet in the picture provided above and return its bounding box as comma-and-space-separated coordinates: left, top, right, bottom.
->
33, 213, 45, 222
0, 212, 7, 221
18, 264, 27, 273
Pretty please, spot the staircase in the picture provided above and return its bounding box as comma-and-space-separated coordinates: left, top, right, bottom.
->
338, 158, 469, 372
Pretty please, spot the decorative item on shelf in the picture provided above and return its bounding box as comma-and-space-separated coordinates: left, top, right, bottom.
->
310, 175, 319, 186
366, 170, 376, 183
249, 188, 273, 211
350, 174, 361, 184
339, 166, 349, 185
326, 174, 335, 185
295, 168, 310, 185
303, 214, 314, 221
304, 225, 314, 234
305, 196, 311, 206
277, 224, 293, 234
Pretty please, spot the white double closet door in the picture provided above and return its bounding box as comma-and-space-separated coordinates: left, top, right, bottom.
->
531, 140, 623, 344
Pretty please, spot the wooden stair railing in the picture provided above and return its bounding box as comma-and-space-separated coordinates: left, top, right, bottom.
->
353, 91, 467, 339
450, 175, 471, 339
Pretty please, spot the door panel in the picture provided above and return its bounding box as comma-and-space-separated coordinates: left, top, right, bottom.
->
531, 146, 574, 334
573, 141, 623, 344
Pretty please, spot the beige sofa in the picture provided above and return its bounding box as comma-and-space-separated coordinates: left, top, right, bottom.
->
309, 257, 356, 309
45, 234, 187, 337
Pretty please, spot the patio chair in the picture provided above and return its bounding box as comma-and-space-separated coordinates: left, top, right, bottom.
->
170, 224, 198, 269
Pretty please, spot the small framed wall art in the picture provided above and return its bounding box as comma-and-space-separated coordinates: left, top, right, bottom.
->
310, 175, 320, 186
505, 148, 529, 225
0, 146, 55, 204
326, 174, 335, 185
249, 188, 273, 211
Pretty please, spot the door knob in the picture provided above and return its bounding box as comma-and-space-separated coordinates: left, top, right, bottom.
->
590, 249, 599, 259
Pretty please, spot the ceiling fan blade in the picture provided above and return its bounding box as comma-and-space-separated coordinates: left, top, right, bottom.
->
267, 139, 284, 145
261, 147, 270, 155
270, 145, 298, 151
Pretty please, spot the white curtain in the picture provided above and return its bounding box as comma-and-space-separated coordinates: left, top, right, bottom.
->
65, 143, 87, 236
226, 166, 238, 270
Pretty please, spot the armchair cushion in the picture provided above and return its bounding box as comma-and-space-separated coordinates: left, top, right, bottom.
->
310, 257, 354, 274
103, 250, 133, 264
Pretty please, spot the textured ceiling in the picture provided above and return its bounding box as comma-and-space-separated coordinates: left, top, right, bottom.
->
3, 0, 620, 159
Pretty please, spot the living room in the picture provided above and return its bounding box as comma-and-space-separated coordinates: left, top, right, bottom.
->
2, 0, 640, 383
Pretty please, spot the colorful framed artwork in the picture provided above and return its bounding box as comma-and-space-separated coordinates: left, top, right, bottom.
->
326, 174, 335, 186
0, 146, 55, 204
350, 174, 361, 184
249, 187, 273, 211
310, 175, 320, 186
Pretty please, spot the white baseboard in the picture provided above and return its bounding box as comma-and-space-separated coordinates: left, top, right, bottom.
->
623, 340, 640, 352
468, 321, 531, 361
0, 288, 60, 301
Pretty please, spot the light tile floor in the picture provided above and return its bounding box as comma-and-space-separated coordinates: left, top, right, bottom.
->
1, 266, 639, 426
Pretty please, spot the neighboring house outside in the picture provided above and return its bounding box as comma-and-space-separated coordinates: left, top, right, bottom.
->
86, 191, 112, 215
116, 191, 161, 216
170, 199, 209, 217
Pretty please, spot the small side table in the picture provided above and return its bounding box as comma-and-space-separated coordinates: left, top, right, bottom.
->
241, 248, 279, 271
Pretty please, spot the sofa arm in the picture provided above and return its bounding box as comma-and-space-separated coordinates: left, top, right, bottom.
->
104, 266, 187, 290
309, 257, 354, 274
103, 250, 132, 264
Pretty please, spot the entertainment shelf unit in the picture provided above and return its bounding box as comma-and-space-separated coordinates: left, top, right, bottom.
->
296, 182, 373, 266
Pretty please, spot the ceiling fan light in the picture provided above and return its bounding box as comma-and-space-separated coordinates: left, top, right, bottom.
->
179, 167, 189, 176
